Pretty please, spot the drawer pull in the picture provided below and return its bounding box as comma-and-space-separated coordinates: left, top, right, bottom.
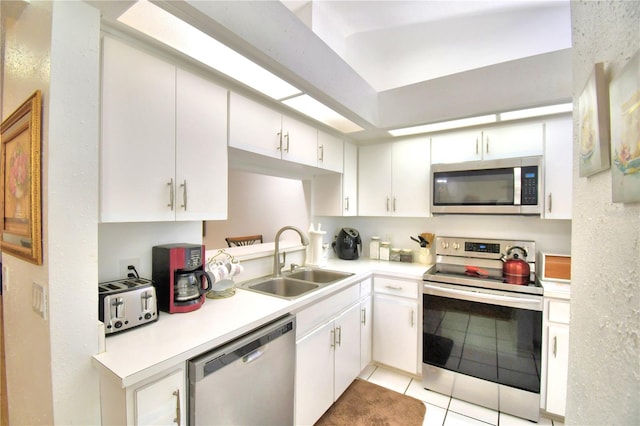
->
553, 336, 557, 358
172, 389, 181, 425
385, 285, 403, 290
361, 307, 367, 325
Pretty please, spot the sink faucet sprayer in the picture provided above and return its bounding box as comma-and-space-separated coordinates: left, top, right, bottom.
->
273, 226, 310, 276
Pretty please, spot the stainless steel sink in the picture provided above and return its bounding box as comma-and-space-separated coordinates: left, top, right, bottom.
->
245, 277, 319, 299
240, 268, 353, 300
285, 268, 354, 284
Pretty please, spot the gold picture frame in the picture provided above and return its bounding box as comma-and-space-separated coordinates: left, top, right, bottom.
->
0, 91, 43, 264
578, 62, 611, 177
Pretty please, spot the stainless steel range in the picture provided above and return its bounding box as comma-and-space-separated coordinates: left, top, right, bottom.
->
422, 236, 543, 422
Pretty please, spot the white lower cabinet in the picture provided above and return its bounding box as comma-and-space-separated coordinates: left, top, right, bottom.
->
98, 364, 186, 426
360, 278, 373, 370
135, 369, 185, 425
295, 283, 363, 425
543, 297, 570, 417
372, 277, 419, 374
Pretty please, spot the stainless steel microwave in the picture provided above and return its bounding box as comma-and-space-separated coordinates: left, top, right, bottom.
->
431, 156, 543, 215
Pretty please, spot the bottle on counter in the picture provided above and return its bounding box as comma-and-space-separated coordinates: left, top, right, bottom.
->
370, 236, 380, 260
400, 249, 414, 263
379, 242, 391, 261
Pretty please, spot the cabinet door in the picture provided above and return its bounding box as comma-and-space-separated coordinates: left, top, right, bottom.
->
430, 130, 481, 164
101, 36, 176, 222
343, 142, 358, 216
543, 117, 573, 219
373, 294, 418, 374
359, 143, 393, 216
228, 92, 282, 159
360, 295, 373, 371
318, 131, 344, 173
546, 325, 569, 416
295, 321, 335, 426
175, 69, 228, 221
482, 122, 543, 160
391, 137, 430, 217
334, 303, 362, 399
135, 369, 185, 426
281, 115, 318, 167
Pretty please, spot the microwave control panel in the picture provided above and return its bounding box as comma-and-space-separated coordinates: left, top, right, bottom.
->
521, 166, 538, 205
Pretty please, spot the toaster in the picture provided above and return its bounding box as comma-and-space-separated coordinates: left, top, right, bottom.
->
98, 277, 158, 335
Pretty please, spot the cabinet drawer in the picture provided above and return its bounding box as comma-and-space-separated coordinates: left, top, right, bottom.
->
296, 284, 360, 338
374, 277, 418, 299
548, 300, 570, 324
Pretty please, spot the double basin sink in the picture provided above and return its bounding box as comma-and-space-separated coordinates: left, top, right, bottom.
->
240, 268, 354, 300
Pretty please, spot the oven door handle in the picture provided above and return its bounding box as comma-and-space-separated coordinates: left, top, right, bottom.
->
423, 283, 542, 311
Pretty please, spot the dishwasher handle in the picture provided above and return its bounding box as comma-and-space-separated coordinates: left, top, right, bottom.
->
190, 315, 295, 381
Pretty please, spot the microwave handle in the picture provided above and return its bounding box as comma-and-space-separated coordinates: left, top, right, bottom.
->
513, 167, 521, 205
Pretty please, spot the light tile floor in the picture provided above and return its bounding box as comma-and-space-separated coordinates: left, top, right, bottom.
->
358, 365, 564, 426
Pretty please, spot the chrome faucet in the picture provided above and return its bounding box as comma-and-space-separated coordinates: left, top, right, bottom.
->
273, 226, 310, 276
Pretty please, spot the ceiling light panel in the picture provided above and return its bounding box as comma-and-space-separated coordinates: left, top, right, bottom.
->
500, 103, 573, 121
389, 114, 496, 137
118, 0, 301, 100
282, 94, 364, 134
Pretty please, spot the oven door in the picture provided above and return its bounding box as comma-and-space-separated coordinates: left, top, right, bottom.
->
422, 282, 542, 421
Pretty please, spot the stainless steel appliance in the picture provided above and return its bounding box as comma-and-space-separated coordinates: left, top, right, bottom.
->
98, 277, 157, 334
332, 227, 362, 260
431, 156, 542, 215
188, 315, 295, 425
152, 243, 212, 313
422, 236, 543, 422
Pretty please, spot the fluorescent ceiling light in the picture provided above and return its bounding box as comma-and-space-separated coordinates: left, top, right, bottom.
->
118, 0, 301, 100
389, 114, 496, 137
500, 103, 573, 121
282, 94, 364, 134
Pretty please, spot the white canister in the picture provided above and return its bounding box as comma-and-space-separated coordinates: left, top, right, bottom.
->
370, 236, 380, 260
379, 242, 391, 261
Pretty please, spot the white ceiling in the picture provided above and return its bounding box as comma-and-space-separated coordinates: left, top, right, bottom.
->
282, 0, 572, 92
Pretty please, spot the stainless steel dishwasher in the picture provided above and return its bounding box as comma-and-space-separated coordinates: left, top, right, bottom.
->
188, 315, 295, 425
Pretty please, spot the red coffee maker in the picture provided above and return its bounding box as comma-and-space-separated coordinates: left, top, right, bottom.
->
152, 243, 212, 313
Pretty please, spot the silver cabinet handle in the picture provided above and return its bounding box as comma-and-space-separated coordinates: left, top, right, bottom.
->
172, 389, 181, 425
180, 180, 187, 211
386, 197, 390, 212
167, 179, 174, 210
553, 336, 557, 358
548, 193, 553, 213
336, 326, 342, 347
393, 197, 397, 212
276, 131, 282, 151
486, 136, 489, 153
385, 285, 403, 290
344, 196, 349, 211
319, 144, 324, 162
330, 328, 335, 348
476, 138, 479, 154
361, 307, 366, 325
284, 132, 290, 152
410, 309, 415, 327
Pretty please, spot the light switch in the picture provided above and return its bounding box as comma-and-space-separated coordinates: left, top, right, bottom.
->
32, 282, 47, 320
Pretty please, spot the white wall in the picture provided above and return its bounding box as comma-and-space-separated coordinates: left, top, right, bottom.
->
316, 216, 571, 259
1, 1, 101, 424
203, 170, 311, 250
567, 2, 640, 423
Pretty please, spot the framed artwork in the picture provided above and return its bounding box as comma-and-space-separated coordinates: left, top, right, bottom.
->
610, 49, 640, 203
0, 91, 43, 264
578, 62, 611, 177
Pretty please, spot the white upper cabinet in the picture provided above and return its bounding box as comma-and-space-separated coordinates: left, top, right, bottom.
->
101, 36, 228, 223
317, 131, 344, 173
431, 122, 544, 164
229, 92, 318, 167
543, 116, 573, 219
359, 137, 430, 217
312, 141, 357, 216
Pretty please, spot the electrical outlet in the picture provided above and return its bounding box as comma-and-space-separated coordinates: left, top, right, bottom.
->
119, 258, 140, 278
32, 281, 47, 320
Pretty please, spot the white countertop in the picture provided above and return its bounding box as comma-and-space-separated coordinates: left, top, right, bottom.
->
539, 279, 571, 300
92, 258, 430, 387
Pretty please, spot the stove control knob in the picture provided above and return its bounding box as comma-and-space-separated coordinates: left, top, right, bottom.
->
453, 242, 460, 250
441, 241, 449, 249
114, 321, 123, 329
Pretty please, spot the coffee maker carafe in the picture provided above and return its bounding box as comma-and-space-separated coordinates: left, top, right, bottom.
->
152, 243, 212, 313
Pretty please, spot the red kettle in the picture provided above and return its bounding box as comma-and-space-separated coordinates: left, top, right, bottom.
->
502, 246, 530, 285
